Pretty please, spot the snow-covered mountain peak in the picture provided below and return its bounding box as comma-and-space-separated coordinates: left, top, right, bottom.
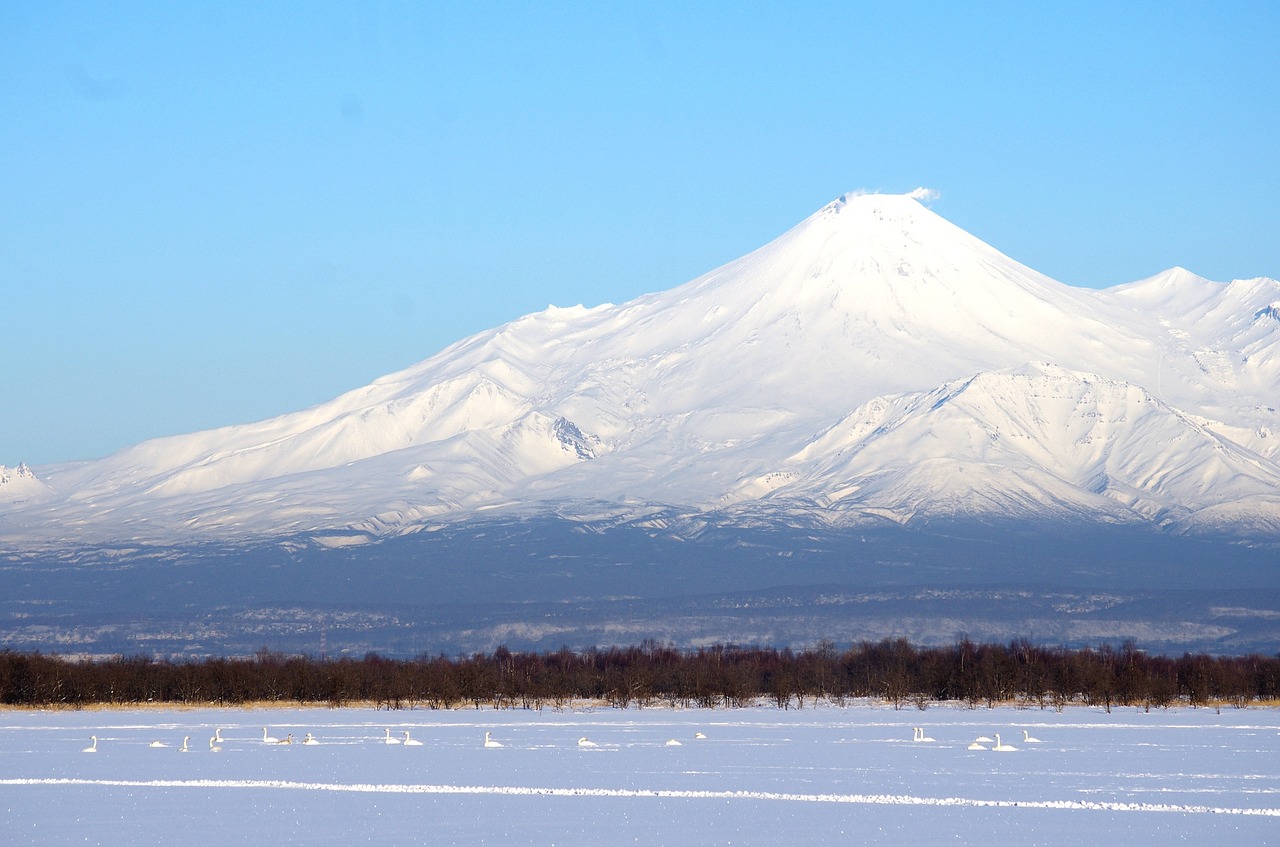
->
819, 189, 927, 217
681, 188, 1076, 332
1154, 265, 1211, 286
805, 189, 960, 245
1104, 267, 1280, 314
819, 187, 939, 217
3, 192, 1277, 546
1106, 267, 1217, 307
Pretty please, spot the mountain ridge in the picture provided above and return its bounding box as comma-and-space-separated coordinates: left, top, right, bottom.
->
4, 191, 1278, 548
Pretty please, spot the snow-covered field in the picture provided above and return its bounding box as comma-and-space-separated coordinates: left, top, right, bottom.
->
3, 703, 1277, 845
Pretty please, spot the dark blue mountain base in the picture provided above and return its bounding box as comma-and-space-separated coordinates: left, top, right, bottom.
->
2, 517, 1276, 658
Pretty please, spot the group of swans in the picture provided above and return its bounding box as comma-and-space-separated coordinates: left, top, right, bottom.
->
576, 731, 704, 748
149, 726, 225, 750
134, 728, 222, 752
965, 730, 1043, 750
378, 728, 423, 746
138, 726, 297, 750
483, 731, 698, 749
264, 727, 299, 745
83, 726, 712, 752
259, 727, 294, 745
965, 732, 996, 750
912, 727, 1043, 750
140, 735, 193, 752
66, 722, 1044, 757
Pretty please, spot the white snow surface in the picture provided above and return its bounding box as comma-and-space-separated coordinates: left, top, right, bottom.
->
2, 703, 1277, 845
4, 192, 1278, 544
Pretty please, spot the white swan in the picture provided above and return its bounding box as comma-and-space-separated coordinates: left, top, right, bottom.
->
913, 727, 935, 742
1022, 730, 1042, 743
975, 735, 994, 743
664, 739, 683, 746
302, 733, 319, 746
483, 731, 503, 748
967, 741, 987, 750
82, 736, 98, 753
178, 736, 190, 753
403, 731, 423, 746
577, 737, 598, 747
214, 728, 225, 744
148, 740, 168, 748
993, 733, 1018, 752
694, 732, 707, 740
383, 728, 401, 745
262, 727, 279, 744
208, 736, 221, 753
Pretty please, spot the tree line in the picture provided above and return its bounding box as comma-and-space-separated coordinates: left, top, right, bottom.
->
2, 639, 1278, 712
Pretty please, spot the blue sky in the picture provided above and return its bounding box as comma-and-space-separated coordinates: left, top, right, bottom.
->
3, 2, 1278, 465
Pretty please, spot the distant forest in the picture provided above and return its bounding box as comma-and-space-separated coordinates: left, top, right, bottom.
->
3, 640, 1279, 711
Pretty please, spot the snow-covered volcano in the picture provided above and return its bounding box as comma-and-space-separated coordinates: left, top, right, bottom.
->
5, 191, 1279, 547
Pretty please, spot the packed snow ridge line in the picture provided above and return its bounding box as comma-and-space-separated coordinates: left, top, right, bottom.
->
4, 778, 1278, 816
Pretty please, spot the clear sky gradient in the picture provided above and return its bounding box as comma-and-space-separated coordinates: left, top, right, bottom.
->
3, 2, 1278, 465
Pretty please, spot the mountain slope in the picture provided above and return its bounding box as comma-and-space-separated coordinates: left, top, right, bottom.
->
1092, 267, 1280, 460
3, 191, 1278, 546
728, 363, 1280, 531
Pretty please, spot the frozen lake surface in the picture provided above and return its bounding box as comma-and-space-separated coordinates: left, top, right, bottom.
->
3, 702, 1278, 845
